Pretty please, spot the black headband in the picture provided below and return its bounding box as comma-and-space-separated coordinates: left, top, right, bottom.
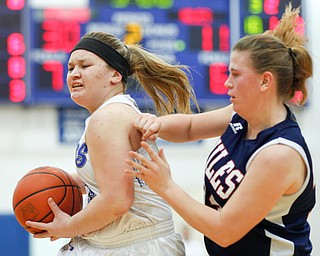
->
71, 38, 130, 82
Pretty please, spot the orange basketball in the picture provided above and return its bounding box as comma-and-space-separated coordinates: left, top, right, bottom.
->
12, 166, 83, 234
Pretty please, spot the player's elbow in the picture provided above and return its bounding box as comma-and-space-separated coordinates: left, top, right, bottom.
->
207, 228, 243, 248
216, 237, 236, 248
112, 196, 133, 217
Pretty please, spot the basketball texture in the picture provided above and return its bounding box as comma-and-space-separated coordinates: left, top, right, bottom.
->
12, 166, 83, 234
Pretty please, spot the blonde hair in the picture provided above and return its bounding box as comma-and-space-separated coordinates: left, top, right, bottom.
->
233, 4, 313, 105
82, 32, 198, 115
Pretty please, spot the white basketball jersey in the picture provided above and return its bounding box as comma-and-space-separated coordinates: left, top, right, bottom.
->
75, 94, 174, 247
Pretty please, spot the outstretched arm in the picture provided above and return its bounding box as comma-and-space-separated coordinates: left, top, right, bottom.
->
135, 104, 233, 142
126, 141, 307, 247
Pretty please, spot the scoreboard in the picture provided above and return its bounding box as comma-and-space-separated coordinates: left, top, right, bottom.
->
0, 0, 26, 103
27, 0, 230, 107
0, 0, 302, 107
239, 0, 303, 36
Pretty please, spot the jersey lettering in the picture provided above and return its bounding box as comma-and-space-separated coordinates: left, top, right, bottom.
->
217, 167, 244, 199
224, 169, 244, 198
210, 160, 235, 190
76, 142, 88, 168
229, 122, 243, 134
206, 140, 244, 201
209, 194, 221, 211
205, 139, 228, 178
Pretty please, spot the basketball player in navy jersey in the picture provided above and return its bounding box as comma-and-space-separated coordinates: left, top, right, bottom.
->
25, 31, 198, 255
126, 4, 315, 256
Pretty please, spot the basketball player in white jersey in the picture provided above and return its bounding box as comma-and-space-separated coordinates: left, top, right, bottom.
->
26, 31, 198, 255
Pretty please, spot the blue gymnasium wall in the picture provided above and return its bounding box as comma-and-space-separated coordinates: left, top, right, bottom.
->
0, 215, 29, 256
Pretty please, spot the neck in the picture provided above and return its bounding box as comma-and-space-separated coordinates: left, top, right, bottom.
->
245, 104, 287, 139
88, 86, 124, 114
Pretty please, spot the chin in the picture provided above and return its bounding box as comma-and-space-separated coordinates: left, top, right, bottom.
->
71, 94, 85, 106
231, 103, 238, 112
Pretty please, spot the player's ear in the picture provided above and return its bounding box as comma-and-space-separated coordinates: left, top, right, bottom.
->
110, 69, 122, 84
260, 71, 272, 91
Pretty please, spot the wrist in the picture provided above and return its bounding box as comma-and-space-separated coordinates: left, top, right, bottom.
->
160, 180, 177, 202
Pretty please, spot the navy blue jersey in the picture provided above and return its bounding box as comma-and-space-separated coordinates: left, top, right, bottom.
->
204, 106, 315, 256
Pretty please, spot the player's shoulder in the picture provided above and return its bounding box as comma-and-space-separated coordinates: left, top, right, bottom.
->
254, 143, 304, 177
93, 102, 137, 122
259, 143, 298, 160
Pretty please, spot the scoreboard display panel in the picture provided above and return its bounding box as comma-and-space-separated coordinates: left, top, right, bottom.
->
0, 0, 302, 107
239, 0, 303, 36
0, 0, 26, 103
26, 0, 230, 107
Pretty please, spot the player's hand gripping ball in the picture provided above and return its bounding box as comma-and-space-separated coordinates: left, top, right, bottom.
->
12, 166, 83, 234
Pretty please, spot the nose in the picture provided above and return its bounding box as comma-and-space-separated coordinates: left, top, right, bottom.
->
66, 67, 81, 87
69, 66, 81, 79
224, 75, 233, 89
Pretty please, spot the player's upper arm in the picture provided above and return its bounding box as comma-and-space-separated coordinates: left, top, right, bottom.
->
85, 104, 137, 210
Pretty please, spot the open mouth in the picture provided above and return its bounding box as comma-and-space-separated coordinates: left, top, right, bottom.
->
228, 93, 234, 99
72, 84, 83, 88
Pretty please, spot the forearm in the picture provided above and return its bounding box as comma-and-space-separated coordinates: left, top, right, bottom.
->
158, 105, 233, 142
158, 114, 194, 142
69, 194, 129, 236
160, 181, 235, 247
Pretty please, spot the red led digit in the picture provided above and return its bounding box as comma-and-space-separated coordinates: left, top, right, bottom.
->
202, 25, 213, 51
209, 63, 228, 95
219, 25, 230, 52
6, 0, 25, 10
7, 33, 25, 56
264, 0, 279, 15
268, 16, 279, 30
201, 25, 230, 52
60, 21, 81, 51
178, 7, 213, 25
9, 79, 26, 102
8, 56, 25, 79
42, 20, 81, 52
42, 61, 64, 92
